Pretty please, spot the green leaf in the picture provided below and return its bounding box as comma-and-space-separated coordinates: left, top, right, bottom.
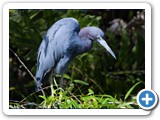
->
73, 79, 89, 86
63, 74, 71, 80
9, 87, 16, 91
124, 81, 142, 100
66, 99, 71, 105
88, 89, 94, 95
71, 99, 80, 108
39, 95, 46, 100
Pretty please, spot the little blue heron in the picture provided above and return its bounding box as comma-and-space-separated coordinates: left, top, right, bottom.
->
35, 17, 116, 91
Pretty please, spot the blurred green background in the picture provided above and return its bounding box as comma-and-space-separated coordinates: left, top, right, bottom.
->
9, 9, 145, 109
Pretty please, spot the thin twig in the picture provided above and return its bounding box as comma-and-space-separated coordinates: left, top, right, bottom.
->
9, 48, 45, 96
9, 48, 37, 83
20, 85, 53, 103
68, 91, 82, 105
10, 100, 41, 108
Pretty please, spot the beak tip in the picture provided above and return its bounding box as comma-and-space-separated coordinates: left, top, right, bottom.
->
113, 55, 117, 60
110, 52, 116, 60
96, 37, 117, 60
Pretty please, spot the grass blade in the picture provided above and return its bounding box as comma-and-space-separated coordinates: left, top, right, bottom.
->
124, 81, 142, 100
73, 79, 89, 86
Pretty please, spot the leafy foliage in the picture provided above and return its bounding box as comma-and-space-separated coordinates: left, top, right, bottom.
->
10, 84, 139, 109
9, 9, 145, 109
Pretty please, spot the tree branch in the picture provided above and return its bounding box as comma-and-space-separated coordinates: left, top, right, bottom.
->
9, 48, 45, 96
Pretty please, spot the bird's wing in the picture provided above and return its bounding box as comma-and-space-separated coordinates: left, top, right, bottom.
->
35, 18, 80, 83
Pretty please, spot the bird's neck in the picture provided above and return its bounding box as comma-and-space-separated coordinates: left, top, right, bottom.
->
77, 37, 93, 54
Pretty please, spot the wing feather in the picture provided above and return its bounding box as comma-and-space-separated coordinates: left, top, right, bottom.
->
35, 18, 80, 85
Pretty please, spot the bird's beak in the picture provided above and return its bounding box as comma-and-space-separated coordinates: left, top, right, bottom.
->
96, 35, 116, 59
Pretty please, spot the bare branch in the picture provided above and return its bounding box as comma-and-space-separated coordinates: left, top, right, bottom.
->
9, 48, 45, 96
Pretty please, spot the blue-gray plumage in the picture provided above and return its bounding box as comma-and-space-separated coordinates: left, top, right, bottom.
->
35, 17, 116, 91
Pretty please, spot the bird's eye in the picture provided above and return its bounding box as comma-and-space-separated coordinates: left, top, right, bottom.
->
96, 35, 101, 39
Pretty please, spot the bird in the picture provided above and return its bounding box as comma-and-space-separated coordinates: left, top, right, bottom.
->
35, 17, 116, 91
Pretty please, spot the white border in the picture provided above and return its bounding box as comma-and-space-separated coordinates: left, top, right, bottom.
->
3, 3, 151, 115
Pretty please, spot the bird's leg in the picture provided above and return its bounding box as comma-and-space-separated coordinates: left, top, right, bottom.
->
49, 69, 54, 86
49, 68, 55, 96
59, 73, 64, 88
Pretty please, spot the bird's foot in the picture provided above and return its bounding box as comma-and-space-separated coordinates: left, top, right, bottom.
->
35, 82, 42, 92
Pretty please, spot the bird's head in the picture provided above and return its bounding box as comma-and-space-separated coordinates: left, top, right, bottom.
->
79, 26, 116, 59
